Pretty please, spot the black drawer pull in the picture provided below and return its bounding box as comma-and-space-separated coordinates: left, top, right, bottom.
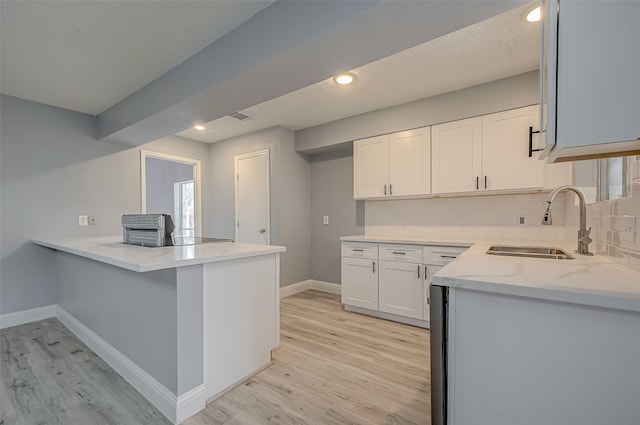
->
391, 251, 406, 255
352, 249, 364, 252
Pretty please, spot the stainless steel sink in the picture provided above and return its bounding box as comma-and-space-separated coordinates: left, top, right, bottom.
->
487, 245, 575, 260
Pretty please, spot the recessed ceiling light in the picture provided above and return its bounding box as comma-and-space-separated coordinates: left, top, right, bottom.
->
194, 125, 205, 131
334, 72, 356, 85
521, 3, 541, 22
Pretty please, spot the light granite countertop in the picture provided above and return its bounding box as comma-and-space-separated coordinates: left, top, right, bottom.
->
341, 235, 640, 313
32, 236, 286, 273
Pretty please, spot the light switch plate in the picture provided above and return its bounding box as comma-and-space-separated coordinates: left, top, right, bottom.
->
323, 216, 329, 225
78, 215, 88, 226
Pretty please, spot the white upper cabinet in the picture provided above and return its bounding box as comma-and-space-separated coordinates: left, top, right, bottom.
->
388, 128, 431, 197
354, 128, 430, 199
481, 106, 544, 191
433, 106, 569, 194
353, 135, 388, 198
541, 0, 640, 161
432, 117, 482, 193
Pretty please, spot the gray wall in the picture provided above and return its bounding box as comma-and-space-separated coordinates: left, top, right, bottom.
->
296, 71, 539, 153
56, 252, 180, 393
310, 148, 364, 284
209, 126, 310, 286
145, 157, 194, 215
0, 95, 211, 314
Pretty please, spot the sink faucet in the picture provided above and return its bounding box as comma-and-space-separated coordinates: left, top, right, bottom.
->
542, 185, 593, 255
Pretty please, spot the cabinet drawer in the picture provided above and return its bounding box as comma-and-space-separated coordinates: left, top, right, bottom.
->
423, 245, 468, 266
342, 242, 378, 259
379, 244, 422, 263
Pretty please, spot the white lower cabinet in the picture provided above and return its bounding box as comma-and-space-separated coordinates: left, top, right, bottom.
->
341, 241, 468, 328
341, 256, 378, 309
379, 261, 423, 320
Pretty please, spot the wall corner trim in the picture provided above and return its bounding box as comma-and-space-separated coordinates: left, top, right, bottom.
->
176, 385, 206, 424
55, 306, 179, 423
280, 280, 341, 298
0, 304, 57, 329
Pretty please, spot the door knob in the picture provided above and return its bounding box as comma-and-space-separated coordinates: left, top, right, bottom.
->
258, 228, 266, 233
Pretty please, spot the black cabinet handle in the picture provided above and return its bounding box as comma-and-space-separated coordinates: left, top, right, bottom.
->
476, 176, 479, 190
529, 126, 543, 157
352, 249, 364, 252
372, 261, 376, 273
484, 175, 487, 189
417, 265, 421, 279
391, 251, 406, 255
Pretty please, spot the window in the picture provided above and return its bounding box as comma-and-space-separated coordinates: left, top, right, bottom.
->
174, 180, 195, 237
597, 155, 638, 201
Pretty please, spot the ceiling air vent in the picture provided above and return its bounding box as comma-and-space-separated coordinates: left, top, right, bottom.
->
229, 111, 252, 121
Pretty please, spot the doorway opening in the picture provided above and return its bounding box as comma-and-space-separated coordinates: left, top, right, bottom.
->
141, 150, 202, 237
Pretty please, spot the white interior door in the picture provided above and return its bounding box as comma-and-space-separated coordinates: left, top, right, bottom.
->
235, 150, 270, 245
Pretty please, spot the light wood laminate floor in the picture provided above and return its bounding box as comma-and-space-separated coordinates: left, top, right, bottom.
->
1, 291, 430, 425
185, 290, 430, 425
0, 318, 172, 425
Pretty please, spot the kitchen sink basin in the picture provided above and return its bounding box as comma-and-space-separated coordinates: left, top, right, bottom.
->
487, 245, 575, 260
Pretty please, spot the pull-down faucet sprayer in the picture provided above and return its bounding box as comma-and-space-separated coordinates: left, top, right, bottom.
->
542, 185, 593, 255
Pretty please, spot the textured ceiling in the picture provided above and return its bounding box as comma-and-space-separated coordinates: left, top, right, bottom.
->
0, 0, 273, 115
177, 3, 541, 144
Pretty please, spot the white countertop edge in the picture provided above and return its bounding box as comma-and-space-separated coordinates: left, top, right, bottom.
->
32, 238, 286, 273
433, 275, 640, 313
340, 235, 473, 247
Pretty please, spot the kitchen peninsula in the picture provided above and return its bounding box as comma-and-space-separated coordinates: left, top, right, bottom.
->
433, 243, 640, 425
31, 236, 286, 424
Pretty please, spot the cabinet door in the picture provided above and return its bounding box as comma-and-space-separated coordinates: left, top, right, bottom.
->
482, 106, 544, 191
432, 117, 482, 193
423, 265, 443, 321
388, 128, 431, 196
379, 261, 423, 320
341, 257, 378, 309
544, 0, 640, 160
353, 135, 389, 199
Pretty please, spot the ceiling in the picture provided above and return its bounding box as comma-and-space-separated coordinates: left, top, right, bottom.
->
0, 1, 540, 145
177, 2, 541, 144
0, 0, 273, 115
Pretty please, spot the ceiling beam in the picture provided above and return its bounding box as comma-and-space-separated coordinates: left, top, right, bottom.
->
97, 0, 524, 147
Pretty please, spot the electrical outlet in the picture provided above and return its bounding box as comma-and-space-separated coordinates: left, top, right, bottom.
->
78, 215, 88, 226
323, 215, 329, 225
619, 215, 636, 242
88, 215, 97, 225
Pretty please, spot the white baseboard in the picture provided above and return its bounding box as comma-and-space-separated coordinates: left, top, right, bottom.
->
280, 280, 341, 298
279, 281, 311, 298
310, 280, 341, 295
56, 306, 182, 423
0, 304, 57, 329
176, 384, 206, 424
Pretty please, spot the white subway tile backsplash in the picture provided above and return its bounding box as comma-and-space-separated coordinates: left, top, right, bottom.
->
365, 193, 572, 243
